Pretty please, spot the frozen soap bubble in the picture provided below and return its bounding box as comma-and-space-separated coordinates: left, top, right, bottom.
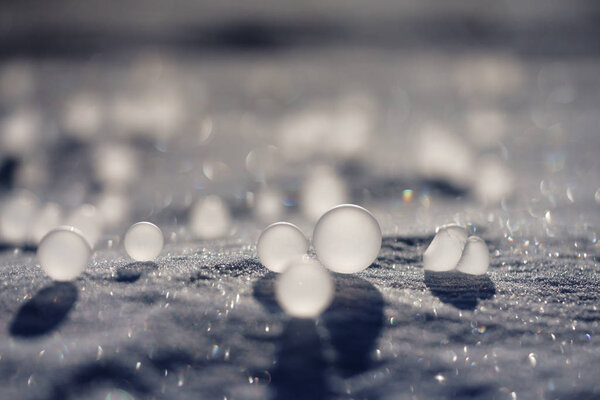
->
313, 204, 382, 274
257, 222, 308, 273
455, 236, 490, 275
38, 226, 91, 281
275, 259, 334, 318
189, 195, 231, 239
254, 187, 285, 223
124, 222, 164, 262
423, 224, 468, 272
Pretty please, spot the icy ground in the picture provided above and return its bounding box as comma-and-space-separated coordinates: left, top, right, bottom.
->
1, 48, 600, 399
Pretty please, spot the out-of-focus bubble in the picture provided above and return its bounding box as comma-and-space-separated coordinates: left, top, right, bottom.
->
275, 258, 334, 318
245, 145, 280, 183
189, 195, 231, 239
474, 157, 514, 204
455, 54, 525, 98
93, 143, 140, 189
300, 165, 349, 222
0, 107, 42, 157
423, 223, 467, 272
65, 204, 104, 247
95, 190, 131, 229
30, 202, 63, 244
0, 190, 39, 245
0, 61, 35, 104
62, 93, 104, 141
257, 222, 308, 273
278, 107, 330, 162
465, 108, 507, 148
202, 160, 231, 182
197, 116, 214, 145
254, 187, 285, 223
455, 236, 490, 275
415, 123, 474, 189
595, 188, 600, 205
327, 94, 376, 159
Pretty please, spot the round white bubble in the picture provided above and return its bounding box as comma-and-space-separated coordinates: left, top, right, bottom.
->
257, 222, 308, 273
254, 187, 285, 223
455, 236, 490, 275
300, 166, 349, 222
423, 223, 468, 272
313, 204, 382, 274
189, 195, 231, 239
124, 221, 164, 262
38, 226, 91, 281
275, 259, 334, 318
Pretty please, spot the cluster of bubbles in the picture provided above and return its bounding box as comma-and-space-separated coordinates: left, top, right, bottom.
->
257, 204, 382, 318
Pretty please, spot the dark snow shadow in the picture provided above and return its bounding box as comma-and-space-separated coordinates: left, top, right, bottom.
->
10, 281, 78, 337
424, 271, 495, 310
114, 261, 158, 283
252, 273, 384, 398
322, 275, 385, 378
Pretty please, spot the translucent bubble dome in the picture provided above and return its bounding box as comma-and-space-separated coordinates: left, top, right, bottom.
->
423, 223, 468, 272
37, 226, 91, 281
455, 236, 490, 275
124, 222, 164, 262
275, 259, 334, 318
313, 204, 382, 274
257, 222, 308, 273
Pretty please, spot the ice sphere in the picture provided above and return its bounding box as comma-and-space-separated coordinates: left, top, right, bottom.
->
455, 236, 490, 275
38, 226, 91, 281
257, 222, 308, 273
275, 259, 334, 318
423, 224, 468, 272
189, 195, 231, 239
93, 143, 140, 189
300, 166, 349, 222
0, 191, 38, 245
65, 204, 104, 248
124, 221, 164, 262
313, 204, 382, 274
30, 202, 63, 244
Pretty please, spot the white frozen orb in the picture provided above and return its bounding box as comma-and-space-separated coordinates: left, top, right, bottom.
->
423, 223, 468, 272
455, 236, 490, 275
275, 259, 334, 318
0, 107, 42, 157
254, 187, 285, 223
257, 222, 308, 273
313, 204, 382, 274
93, 143, 140, 189
65, 204, 104, 248
38, 226, 91, 281
30, 202, 63, 244
124, 221, 164, 262
300, 166, 349, 222
0, 191, 38, 245
189, 195, 231, 239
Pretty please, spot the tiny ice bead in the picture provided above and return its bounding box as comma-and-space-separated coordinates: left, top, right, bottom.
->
257, 222, 308, 273
275, 259, 334, 318
37, 226, 91, 281
313, 204, 382, 274
423, 223, 468, 272
124, 222, 164, 262
455, 236, 490, 275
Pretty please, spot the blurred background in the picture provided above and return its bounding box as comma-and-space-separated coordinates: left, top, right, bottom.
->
1, 0, 600, 247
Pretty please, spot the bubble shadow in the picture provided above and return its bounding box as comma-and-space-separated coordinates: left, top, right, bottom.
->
424, 270, 496, 310
10, 281, 78, 337
114, 261, 158, 283
252, 273, 385, 398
